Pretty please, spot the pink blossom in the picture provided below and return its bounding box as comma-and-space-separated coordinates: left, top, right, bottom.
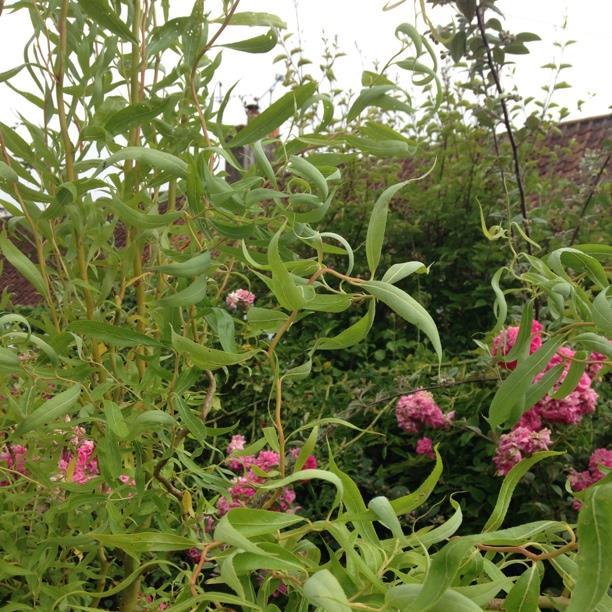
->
226, 435, 254, 471
0, 444, 28, 484
227, 434, 246, 454
415, 437, 435, 459
58, 440, 99, 484
588, 448, 612, 480
568, 469, 594, 492
185, 548, 202, 563
119, 474, 136, 487
492, 320, 543, 369
226, 289, 256, 311
586, 352, 608, 379
288, 447, 318, 469
303, 455, 317, 469
521, 347, 599, 427
395, 390, 452, 434
568, 448, 612, 508
255, 450, 280, 471
278, 487, 297, 511
493, 427, 552, 476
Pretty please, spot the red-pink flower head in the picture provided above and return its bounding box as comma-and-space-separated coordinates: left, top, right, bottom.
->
226, 289, 256, 311
396, 390, 451, 434
493, 426, 552, 476
521, 346, 599, 427
415, 437, 435, 460
586, 352, 608, 379
588, 448, 612, 480
492, 320, 543, 370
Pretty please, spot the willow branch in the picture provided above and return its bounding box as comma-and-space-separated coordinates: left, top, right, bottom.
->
475, 4, 532, 254
569, 152, 610, 246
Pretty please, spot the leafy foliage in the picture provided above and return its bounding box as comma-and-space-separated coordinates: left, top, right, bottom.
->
0, 1, 609, 610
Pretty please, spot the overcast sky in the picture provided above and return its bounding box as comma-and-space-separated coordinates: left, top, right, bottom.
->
0, 1, 610, 126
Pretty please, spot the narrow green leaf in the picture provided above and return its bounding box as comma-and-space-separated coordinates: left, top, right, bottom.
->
488, 337, 564, 429
77, 0, 137, 42
101, 147, 187, 178
522, 363, 565, 416
365, 181, 409, 276
502, 302, 534, 363
16, 384, 81, 434
483, 451, 563, 532
303, 570, 352, 612
171, 331, 257, 370
102, 197, 182, 229
174, 396, 208, 444
227, 82, 317, 147
157, 276, 207, 308
93, 532, 197, 557
288, 155, 328, 198
148, 18, 187, 55
504, 563, 541, 612
222, 29, 278, 54
391, 447, 443, 514
491, 267, 508, 333
218, 12, 287, 28
368, 496, 403, 539
0, 65, 25, 83
413, 538, 477, 611
103, 400, 129, 439
0, 347, 21, 373
154, 252, 211, 277
567, 483, 612, 612
592, 288, 612, 337
573, 333, 612, 357
360, 280, 442, 362
268, 224, 306, 310
551, 352, 587, 400
104, 99, 171, 135
316, 302, 375, 351
304, 293, 351, 313
381, 260, 427, 284
247, 307, 288, 333
67, 321, 163, 348
206, 308, 236, 353
387, 584, 482, 612
0, 161, 18, 183
0, 234, 48, 298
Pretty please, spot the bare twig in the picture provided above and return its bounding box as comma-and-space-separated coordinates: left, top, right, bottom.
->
190, 541, 222, 597
475, 4, 532, 254
569, 152, 610, 246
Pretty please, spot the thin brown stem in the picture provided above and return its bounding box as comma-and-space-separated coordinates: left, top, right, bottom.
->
189, 0, 240, 159
475, 4, 531, 254
477, 524, 576, 561
189, 541, 222, 597
569, 152, 610, 246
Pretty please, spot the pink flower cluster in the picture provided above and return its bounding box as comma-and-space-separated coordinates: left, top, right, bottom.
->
217, 435, 316, 516
493, 427, 552, 475
225, 289, 256, 311
0, 444, 28, 485
517, 346, 603, 429
395, 391, 454, 461
58, 440, 99, 484
395, 390, 455, 434
491, 321, 607, 476
569, 448, 612, 493
492, 320, 543, 369
415, 437, 435, 460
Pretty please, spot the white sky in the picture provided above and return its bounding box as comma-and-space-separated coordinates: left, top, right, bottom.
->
0, 1, 610, 127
